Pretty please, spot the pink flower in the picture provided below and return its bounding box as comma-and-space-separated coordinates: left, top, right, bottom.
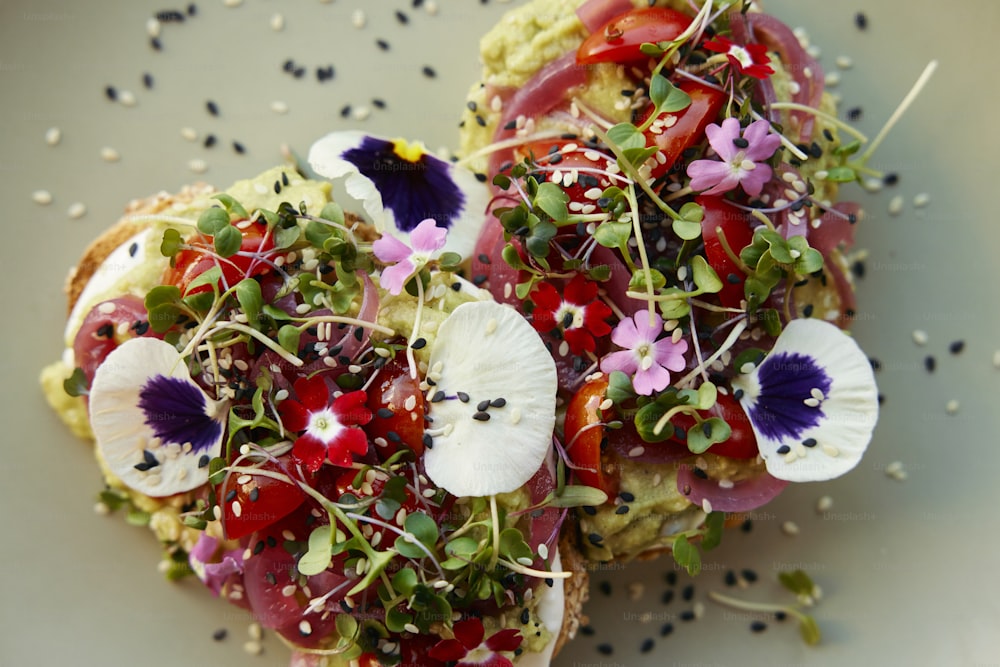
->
686, 118, 782, 197
600, 310, 688, 395
372, 218, 448, 294
277, 376, 372, 472
703, 35, 775, 80
530, 274, 613, 355
427, 618, 522, 667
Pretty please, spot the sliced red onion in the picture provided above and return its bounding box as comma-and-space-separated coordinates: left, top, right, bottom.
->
676, 461, 788, 512
576, 0, 634, 33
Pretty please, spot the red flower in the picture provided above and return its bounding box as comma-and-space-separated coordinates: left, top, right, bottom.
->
427, 618, 522, 667
530, 274, 613, 355
703, 35, 774, 80
278, 376, 372, 472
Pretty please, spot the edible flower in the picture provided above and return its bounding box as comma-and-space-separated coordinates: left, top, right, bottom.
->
687, 117, 782, 197
277, 376, 372, 472
731, 319, 879, 482
189, 534, 245, 596
88, 337, 225, 497
702, 34, 775, 80
372, 218, 448, 295
427, 618, 522, 667
422, 301, 557, 497
308, 130, 488, 257
529, 274, 613, 355
600, 309, 688, 395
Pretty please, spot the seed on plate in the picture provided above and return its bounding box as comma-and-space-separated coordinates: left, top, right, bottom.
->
270, 100, 289, 115
118, 90, 137, 106
911, 329, 928, 346
67, 202, 87, 219
100, 146, 120, 162
45, 126, 61, 146
781, 520, 800, 536
146, 17, 161, 37
180, 126, 198, 141
206, 99, 220, 116
270, 13, 284, 31
835, 55, 853, 69
913, 192, 931, 208
224, 0, 243, 7
422, 65, 437, 78
242, 641, 262, 656
188, 158, 208, 173
888, 195, 904, 216
351, 9, 366, 28
425, 0, 439, 15
816, 495, 833, 513
945, 399, 960, 415
949, 340, 965, 355
32, 190, 53, 205
885, 460, 907, 481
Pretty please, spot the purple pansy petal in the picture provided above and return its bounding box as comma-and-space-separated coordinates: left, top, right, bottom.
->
732, 319, 878, 482
409, 218, 448, 253
308, 131, 488, 258
89, 338, 225, 497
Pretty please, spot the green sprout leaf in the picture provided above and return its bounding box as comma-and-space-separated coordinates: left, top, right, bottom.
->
534, 181, 569, 223
606, 370, 635, 404
672, 218, 703, 241
185, 265, 222, 295
649, 73, 692, 114
277, 324, 301, 355
160, 228, 183, 259
690, 255, 723, 294
211, 193, 249, 219
235, 278, 263, 326
144, 285, 182, 334
700, 511, 725, 551
298, 525, 333, 576
197, 207, 230, 235
686, 417, 731, 454
549, 485, 609, 508
778, 569, 817, 597
593, 221, 632, 249
394, 512, 438, 559
628, 267, 666, 291
607, 122, 647, 152
63, 367, 88, 397
672, 534, 701, 576
825, 166, 857, 183
213, 224, 242, 258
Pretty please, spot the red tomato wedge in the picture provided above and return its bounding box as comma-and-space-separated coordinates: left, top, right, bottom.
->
563, 376, 619, 498
164, 218, 275, 295
365, 356, 426, 459
637, 80, 726, 180
699, 195, 756, 309
669, 392, 759, 459
217, 458, 307, 540
577, 7, 693, 66
515, 139, 615, 206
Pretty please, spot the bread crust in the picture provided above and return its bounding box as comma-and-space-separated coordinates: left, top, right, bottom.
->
553, 533, 590, 655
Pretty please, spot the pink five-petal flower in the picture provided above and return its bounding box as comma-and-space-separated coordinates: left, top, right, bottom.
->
600, 310, 688, 395
703, 35, 775, 80
372, 218, 448, 294
530, 274, 613, 355
687, 117, 782, 197
278, 376, 372, 472
427, 618, 522, 667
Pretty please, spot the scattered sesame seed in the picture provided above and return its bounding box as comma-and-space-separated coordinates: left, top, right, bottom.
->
142, 72, 154, 89
270, 13, 285, 31
885, 460, 908, 481
854, 12, 868, 30
67, 202, 87, 219
100, 146, 121, 162
32, 190, 53, 205
945, 399, 960, 415
924, 355, 936, 373
781, 520, 800, 536
835, 55, 853, 69
270, 100, 289, 114
912, 329, 928, 346
913, 192, 931, 208
212, 628, 227, 641
352, 9, 366, 28
206, 99, 220, 116
242, 640, 262, 656
45, 126, 61, 146
180, 126, 198, 141
888, 195, 904, 216
816, 495, 833, 513
422, 65, 437, 78
596, 643, 613, 655
146, 17, 162, 38
949, 340, 965, 355
750, 620, 768, 633
188, 158, 208, 173
118, 90, 137, 106
224, 0, 243, 7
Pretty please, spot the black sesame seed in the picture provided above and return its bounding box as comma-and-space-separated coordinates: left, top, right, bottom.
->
197, 454, 210, 468
596, 643, 613, 656
232, 140, 246, 154
212, 628, 228, 641
150, 37, 162, 51
457, 392, 470, 403
664, 571, 678, 586
661, 589, 674, 605
283, 58, 296, 72
680, 610, 696, 622
847, 107, 863, 122
377, 408, 394, 420
660, 622, 674, 637
490, 398, 507, 408
733, 388, 744, 400
776, 444, 791, 455
823, 128, 834, 142
732, 137, 749, 149
883, 172, 899, 186
104, 85, 118, 101
949, 340, 966, 355
803, 304, 814, 318
422, 433, 434, 449
750, 620, 768, 633
854, 11, 868, 30
387, 430, 401, 443
741, 568, 759, 583
588, 532, 604, 546
741, 518, 753, 532
142, 72, 154, 89
473, 411, 491, 422
253, 540, 265, 555
430, 391, 446, 403
203, 133, 217, 148
266, 535, 277, 548
615, 505, 630, 515
422, 65, 437, 78
372, 98, 386, 109
774, 610, 788, 621
580, 624, 595, 636
869, 357, 883, 372
206, 100, 219, 116
249, 487, 260, 503
224, 489, 237, 503
692, 466, 708, 480
640, 638, 655, 653
724, 570, 738, 587
582, 505, 597, 516
96, 323, 115, 339
410, 337, 427, 350
467, 101, 478, 112
598, 580, 612, 596
156, 9, 185, 22
802, 437, 817, 448
520, 608, 530, 624
477, 399, 491, 412
395, 10, 409, 24
376, 39, 390, 51
924, 355, 936, 372
681, 584, 694, 602
619, 491, 635, 502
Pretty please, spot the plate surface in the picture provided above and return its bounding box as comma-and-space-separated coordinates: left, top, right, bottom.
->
1, 1, 998, 666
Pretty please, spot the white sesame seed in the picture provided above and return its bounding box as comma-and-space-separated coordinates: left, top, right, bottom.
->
352, 105, 372, 121
885, 461, 908, 481
100, 146, 120, 162
32, 190, 53, 205
242, 641, 263, 656
188, 158, 208, 174
835, 55, 853, 70
701, 498, 713, 514
803, 397, 821, 408
913, 192, 931, 208
781, 520, 800, 536
627, 446, 646, 458
816, 495, 833, 513
118, 90, 137, 107
993, 350, 1000, 368
425, 1, 439, 15
824, 71, 841, 87
270, 99, 289, 115
270, 13, 285, 31
403, 623, 420, 635
888, 195, 904, 216
224, 0, 243, 7
945, 399, 959, 415
180, 126, 198, 142
740, 362, 756, 374
45, 126, 61, 146
351, 9, 366, 28
912, 329, 929, 345
94, 501, 110, 515
67, 202, 87, 219
282, 530, 295, 541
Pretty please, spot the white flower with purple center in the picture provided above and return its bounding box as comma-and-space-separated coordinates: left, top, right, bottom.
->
686, 117, 783, 197
372, 218, 447, 295
307, 130, 489, 258
600, 310, 688, 396
89, 337, 226, 496
731, 319, 878, 482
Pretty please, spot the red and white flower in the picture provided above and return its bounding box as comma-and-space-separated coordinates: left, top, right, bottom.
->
427, 618, 522, 667
703, 34, 774, 80
529, 273, 612, 355
278, 376, 372, 472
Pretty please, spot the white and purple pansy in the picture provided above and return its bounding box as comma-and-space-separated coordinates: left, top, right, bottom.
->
89, 337, 226, 496
307, 130, 489, 258
731, 319, 879, 483
422, 300, 558, 498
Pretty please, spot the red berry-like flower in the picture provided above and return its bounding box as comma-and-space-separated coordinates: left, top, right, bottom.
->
427, 618, 522, 667
530, 274, 613, 355
703, 35, 774, 80
278, 376, 372, 472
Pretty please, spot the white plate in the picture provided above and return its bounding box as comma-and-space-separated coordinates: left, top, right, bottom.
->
1, 1, 997, 666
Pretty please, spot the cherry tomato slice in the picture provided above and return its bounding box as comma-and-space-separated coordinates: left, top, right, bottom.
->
164, 218, 275, 295
217, 458, 307, 541
637, 80, 726, 180
73, 295, 160, 384
699, 195, 756, 309
577, 7, 693, 66
669, 392, 758, 459
563, 376, 619, 498
514, 140, 615, 206
365, 356, 426, 459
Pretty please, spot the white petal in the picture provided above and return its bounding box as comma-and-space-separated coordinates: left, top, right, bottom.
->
515, 548, 564, 667
307, 130, 386, 230
423, 301, 557, 497
736, 319, 878, 482
89, 338, 224, 496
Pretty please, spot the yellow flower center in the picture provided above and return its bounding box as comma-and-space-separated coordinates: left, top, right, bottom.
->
391, 138, 426, 163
